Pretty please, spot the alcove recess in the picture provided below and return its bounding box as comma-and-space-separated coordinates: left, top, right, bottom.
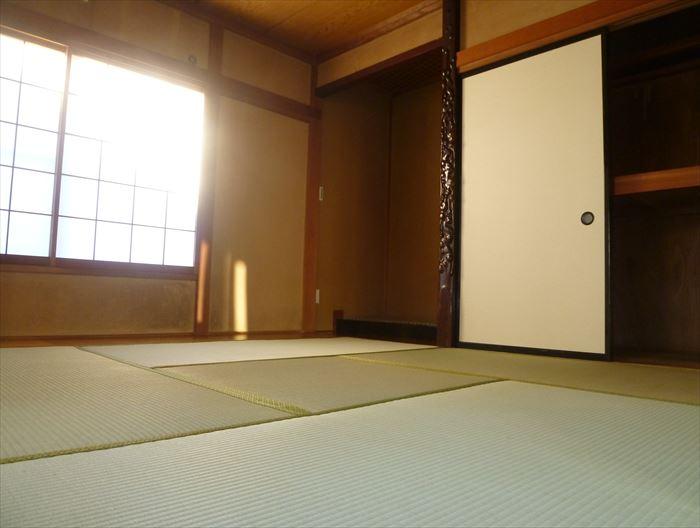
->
319, 47, 442, 344
608, 5, 700, 367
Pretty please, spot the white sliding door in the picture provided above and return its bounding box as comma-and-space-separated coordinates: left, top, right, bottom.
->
459, 36, 606, 355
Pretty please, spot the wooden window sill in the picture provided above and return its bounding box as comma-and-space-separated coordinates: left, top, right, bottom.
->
0, 257, 197, 281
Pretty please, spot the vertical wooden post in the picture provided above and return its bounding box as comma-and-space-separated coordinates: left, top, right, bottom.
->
301, 64, 322, 334
194, 24, 223, 335
49, 49, 71, 263
437, 0, 460, 347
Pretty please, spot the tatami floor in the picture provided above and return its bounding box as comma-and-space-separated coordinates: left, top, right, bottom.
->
1, 338, 699, 527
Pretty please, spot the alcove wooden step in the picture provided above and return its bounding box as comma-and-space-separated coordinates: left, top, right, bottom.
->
335, 318, 437, 346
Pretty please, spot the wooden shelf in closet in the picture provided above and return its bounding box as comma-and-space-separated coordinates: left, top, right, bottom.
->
613, 165, 700, 196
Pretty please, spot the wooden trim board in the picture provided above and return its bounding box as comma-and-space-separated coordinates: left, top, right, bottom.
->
336, 318, 437, 345
456, 0, 694, 74
0, 262, 196, 281
212, 74, 320, 123
0, 331, 335, 347
316, 39, 444, 97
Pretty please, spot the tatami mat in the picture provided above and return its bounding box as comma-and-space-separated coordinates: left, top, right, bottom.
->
346, 347, 700, 405
2, 381, 698, 528
0, 347, 289, 463
160, 356, 494, 413
82, 337, 434, 367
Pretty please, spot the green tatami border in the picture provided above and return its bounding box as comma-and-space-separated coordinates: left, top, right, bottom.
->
337, 352, 700, 406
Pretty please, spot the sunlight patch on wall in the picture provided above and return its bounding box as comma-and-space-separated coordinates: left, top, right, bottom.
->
233, 259, 248, 333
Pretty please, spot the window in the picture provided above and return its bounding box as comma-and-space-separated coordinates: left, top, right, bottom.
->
0, 33, 204, 268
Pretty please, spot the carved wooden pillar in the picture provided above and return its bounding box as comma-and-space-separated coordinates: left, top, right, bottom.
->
437, 0, 459, 347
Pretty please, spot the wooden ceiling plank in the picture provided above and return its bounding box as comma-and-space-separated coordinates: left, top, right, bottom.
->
268, 1, 389, 53
161, 0, 435, 60
318, 0, 442, 62
255, 1, 318, 34
203, 0, 315, 33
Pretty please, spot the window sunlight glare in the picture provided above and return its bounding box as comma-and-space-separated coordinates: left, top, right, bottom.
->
1, 36, 203, 266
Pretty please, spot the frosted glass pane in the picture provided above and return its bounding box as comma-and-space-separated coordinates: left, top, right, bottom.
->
0, 35, 23, 81
14, 126, 56, 172
165, 192, 197, 231
0, 210, 7, 253
10, 168, 54, 214
21, 42, 66, 91
69, 56, 111, 96
97, 181, 133, 223
164, 229, 194, 267
62, 135, 100, 178
18, 84, 62, 131
59, 175, 97, 219
56, 216, 95, 260
100, 142, 136, 185
94, 221, 131, 262
0, 166, 11, 210
135, 155, 168, 190
131, 225, 164, 264
133, 187, 166, 227
65, 94, 103, 139
0, 123, 16, 166
0, 78, 20, 122
6, 211, 50, 256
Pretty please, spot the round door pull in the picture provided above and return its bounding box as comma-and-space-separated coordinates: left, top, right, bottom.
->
581, 211, 595, 225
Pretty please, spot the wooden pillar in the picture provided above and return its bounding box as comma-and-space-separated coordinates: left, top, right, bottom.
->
437, 0, 460, 347
301, 65, 322, 334
194, 24, 223, 335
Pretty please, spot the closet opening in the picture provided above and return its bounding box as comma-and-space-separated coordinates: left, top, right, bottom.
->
608, 5, 700, 367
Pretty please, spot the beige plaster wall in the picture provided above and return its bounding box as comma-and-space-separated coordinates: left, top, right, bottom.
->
208, 97, 309, 333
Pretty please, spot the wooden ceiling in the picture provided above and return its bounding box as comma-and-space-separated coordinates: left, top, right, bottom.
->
178, 0, 439, 60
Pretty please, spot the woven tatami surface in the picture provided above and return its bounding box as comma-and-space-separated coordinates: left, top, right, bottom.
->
2, 381, 698, 527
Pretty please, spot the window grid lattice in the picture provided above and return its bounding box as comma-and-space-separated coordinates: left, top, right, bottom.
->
0, 33, 203, 267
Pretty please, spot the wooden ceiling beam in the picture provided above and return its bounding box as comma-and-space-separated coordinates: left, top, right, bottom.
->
159, 0, 315, 64
315, 38, 443, 98
457, 0, 696, 74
